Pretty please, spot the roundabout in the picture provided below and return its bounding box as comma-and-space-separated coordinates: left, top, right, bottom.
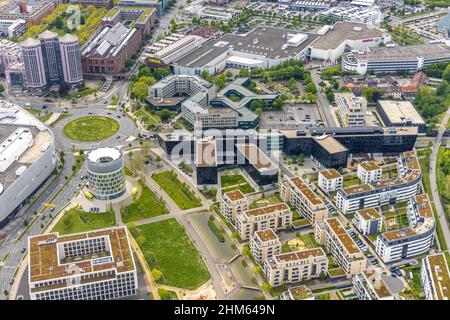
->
63, 116, 120, 142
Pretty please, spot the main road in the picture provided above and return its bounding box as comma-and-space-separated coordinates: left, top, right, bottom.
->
429, 106, 450, 249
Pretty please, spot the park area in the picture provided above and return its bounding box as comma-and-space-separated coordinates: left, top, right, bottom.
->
152, 171, 202, 210
220, 173, 255, 195
129, 219, 211, 290
51, 207, 116, 235
63, 116, 119, 142
121, 183, 169, 223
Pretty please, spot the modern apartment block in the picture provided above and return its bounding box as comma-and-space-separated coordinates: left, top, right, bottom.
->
28, 227, 137, 300
375, 194, 435, 263
220, 190, 249, 226
281, 285, 315, 300
336, 151, 421, 213
318, 169, 343, 193
0, 0, 55, 26
249, 228, 281, 264
335, 92, 367, 127
263, 248, 328, 286
315, 217, 367, 278
21, 31, 83, 92
353, 268, 395, 300
280, 176, 328, 224
353, 208, 383, 236
421, 253, 450, 300
357, 161, 382, 184
236, 203, 292, 241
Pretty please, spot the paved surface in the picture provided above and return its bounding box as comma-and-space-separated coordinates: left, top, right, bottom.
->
429, 106, 450, 249
311, 69, 337, 127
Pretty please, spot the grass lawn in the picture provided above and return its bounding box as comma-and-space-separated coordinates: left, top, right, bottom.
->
52, 208, 116, 235
404, 266, 424, 299
50, 114, 71, 127
436, 146, 450, 220
220, 174, 247, 188
63, 116, 119, 142
130, 219, 211, 290
249, 194, 283, 209
135, 109, 158, 126
124, 166, 134, 177
343, 176, 359, 187
37, 113, 53, 123
152, 171, 202, 210
299, 233, 318, 249
221, 183, 256, 195
121, 183, 169, 223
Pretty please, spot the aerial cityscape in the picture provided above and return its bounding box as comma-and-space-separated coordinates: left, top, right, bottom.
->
0, 0, 450, 303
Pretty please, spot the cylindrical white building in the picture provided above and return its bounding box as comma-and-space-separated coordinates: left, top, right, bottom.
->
87, 147, 126, 200
59, 34, 83, 88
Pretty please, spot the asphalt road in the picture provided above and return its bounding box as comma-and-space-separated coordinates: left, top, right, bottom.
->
311, 69, 337, 127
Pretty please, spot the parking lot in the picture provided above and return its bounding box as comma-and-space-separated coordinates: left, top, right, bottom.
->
261, 103, 323, 130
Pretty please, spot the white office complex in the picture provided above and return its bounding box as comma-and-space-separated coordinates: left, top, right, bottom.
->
236, 203, 292, 241
86, 147, 126, 201
357, 161, 382, 184
28, 227, 138, 300
280, 176, 328, 224
335, 92, 367, 127
342, 43, 450, 75
0, 39, 22, 72
220, 190, 249, 226
336, 151, 421, 213
353, 268, 394, 300
250, 228, 281, 264
0, 101, 57, 228
263, 248, 328, 286
315, 217, 367, 277
319, 5, 382, 25
421, 253, 450, 300
353, 208, 383, 236
0, 18, 25, 37
318, 169, 343, 193
375, 194, 435, 263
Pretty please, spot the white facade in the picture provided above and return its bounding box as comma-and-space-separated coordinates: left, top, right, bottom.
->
421, 253, 450, 300
353, 208, 383, 235
318, 169, 343, 193
250, 228, 281, 265
336, 92, 366, 127
59, 34, 83, 87
357, 161, 382, 184
220, 190, 249, 226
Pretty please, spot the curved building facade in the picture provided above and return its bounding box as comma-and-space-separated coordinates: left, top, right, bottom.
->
0, 101, 57, 228
59, 34, 83, 87
87, 147, 125, 200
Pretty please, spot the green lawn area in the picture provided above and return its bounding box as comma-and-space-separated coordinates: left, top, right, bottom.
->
124, 166, 134, 177
121, 183, 169, 223
299, 233, 319, 249
129, 219, 211, 290
343, 176, 359, 187
152, 171, 202, 210
220, 174, 247, 188
37, 113, 53, 123
436, 146, 450, 221
63, 116, 119, 142
52, 207, 116, 235
249, 194, 283, 209
25, 107, 40, 115
221, 183, 256, 195
50, 114, 71, 127
404, 266, 424, 299
135, 109, 159, 126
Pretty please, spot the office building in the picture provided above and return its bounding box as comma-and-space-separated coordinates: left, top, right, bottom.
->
357, 161, 382, 184
336, 151, 421, 213
0, 101, 57, 228
263, 248, 328, 286
21, 31, 83, 92
236, 203, 292, 241
318, 169, 343, 194
250, 228, 281, 264
335, 92, 367, 127
342, 43, 450, 75
70, 0, 113, 8
353, 208, 382, 235
28, 227, 137, 300
280, 176, 328, 224
220, 190, 249, 226
86, 147, 126, 201
0, 18, 25, 37
81, 23, 141, 75
0, 39, 22, 74
309, 21, 390, 63
375, 194, 435, 263
118, 0, 167, 16
376, 100, 426, 133
319, 5, 382, 25
0, 0, 55, 25
315, 217, 367, 277
421, 253, 450, 300
353, 268, 395, 300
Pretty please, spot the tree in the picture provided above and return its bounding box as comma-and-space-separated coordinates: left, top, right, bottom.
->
242, 245, 251, 257
305, 82, 317, 94
239, 68, 250, 78
154, 67, 171, 80
160, 109, 173, 122
152, 268, 164, 283
225, 70, 233, 80
0, 83, 4, 94
54, 15, 64, 29
442, 63, 450, 82
138, 76, 156, 86
131, 81, 148, 101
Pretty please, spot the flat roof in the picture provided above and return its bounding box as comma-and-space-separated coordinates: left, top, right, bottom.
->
415, 193, 432, 219
288, 285, 313, 300
275, 248, 326, 263
355, 43, 450, 62
28, 227, 135, 284
357, 208, 381, 220
255, 228, 278, 242
378, 100, 425, 125
426, 253, 450, 300
310, 21, 385, 50
224, 189, 246, 202
175, 26, 319, 68
236, 143, 276, 170
326, 217, 362, 255
363, 269, 393, 298
290, 177, 324, 206
359, 160, 380, 172
320, 168, 342, 180
382, 228, 417, 241
196, 138, 216, 167
314, 135, 348, 154
245, 202, 289, 217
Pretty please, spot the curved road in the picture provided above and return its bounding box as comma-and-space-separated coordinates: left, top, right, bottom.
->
429, 106, 450, 249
